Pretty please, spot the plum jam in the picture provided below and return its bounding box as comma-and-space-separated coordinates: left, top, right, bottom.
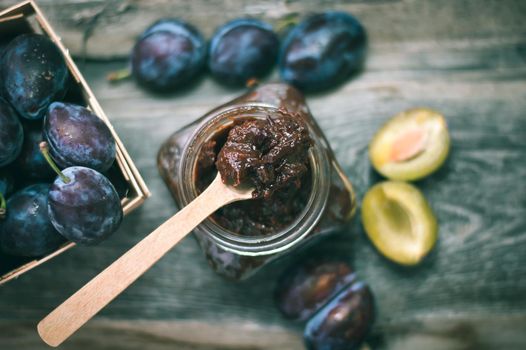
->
158, 83, 356, 280
195, 113, 313, 236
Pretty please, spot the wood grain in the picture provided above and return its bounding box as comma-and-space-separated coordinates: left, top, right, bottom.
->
4, 315, 526, 349
0, 0, 525, 349
1, 0, 526, 59
38, 174, 253, 347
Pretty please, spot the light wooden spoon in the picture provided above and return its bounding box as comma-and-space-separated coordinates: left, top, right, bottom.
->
38, 173, 254, 347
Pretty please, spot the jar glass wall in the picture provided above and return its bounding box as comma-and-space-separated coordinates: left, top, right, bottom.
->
158, 83, 356, 280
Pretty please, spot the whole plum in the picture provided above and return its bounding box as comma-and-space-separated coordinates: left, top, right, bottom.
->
15, 126, 55, 181
279, 12, 366, 92
0, 184, 65, 257
131, 19, 206, 92
304, 282, 374, 350
1, 34, 68, 120
275, 260, 357, 321
0, 98, 24, 167
208, 18, 279, 86
44, 102, 116, 172
47, 166, 123, 245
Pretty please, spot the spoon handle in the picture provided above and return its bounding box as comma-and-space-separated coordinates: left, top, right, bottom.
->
38, 174, 249, 347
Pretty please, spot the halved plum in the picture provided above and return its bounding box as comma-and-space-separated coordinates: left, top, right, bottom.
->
369, 108, 450, 181
361, 181, 438, 265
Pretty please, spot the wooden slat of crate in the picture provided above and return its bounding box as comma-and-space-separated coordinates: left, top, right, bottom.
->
0, 0, 149, 286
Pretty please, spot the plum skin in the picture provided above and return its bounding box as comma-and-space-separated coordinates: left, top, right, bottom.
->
0, 98, 24, 167
279, 12, 367, 92
0, 184, 65, 257
44, 102, 116, 172
15, 126, 55, 181
131, 19, 206, 92
48, 166, 123, 245
0, 169, 14, 196
304, 282, 375, 350
1, 34, 68, 120
275, 260, 357, 321
208, 18, 279, 86
103, 164, 130, 199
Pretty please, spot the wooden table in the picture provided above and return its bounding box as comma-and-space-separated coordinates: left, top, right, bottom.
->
1, 0, 525, 349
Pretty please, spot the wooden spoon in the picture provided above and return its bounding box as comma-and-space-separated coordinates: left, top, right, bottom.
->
37, 173, 254, 347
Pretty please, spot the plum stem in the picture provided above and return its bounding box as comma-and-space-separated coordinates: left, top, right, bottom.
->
107, 68, 132, 82
39, 142, 71, 184
0, 192, 5, 219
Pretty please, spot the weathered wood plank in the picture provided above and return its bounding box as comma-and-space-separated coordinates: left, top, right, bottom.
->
2, 315, 526, 349
0, 320, 304, 350
1, 0, 526, 59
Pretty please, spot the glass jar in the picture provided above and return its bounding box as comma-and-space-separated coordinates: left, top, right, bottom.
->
158, 83, 356, 280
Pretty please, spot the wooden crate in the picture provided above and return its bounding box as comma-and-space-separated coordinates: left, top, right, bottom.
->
0, 0, 150, 285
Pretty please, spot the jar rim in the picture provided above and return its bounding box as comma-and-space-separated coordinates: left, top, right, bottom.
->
178, 103, 331, 256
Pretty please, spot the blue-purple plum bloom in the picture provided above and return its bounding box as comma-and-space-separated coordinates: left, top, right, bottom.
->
0, 184, 65, 257
131, 19, 206, 92
48, 166, 122, 245
15, 126, 55, 181
1, 34, 68, 120
208, 18, 279, 86
279, 12, 366, 92
0, 169, 14, 197
0, 98, 23, 167
44, 102, 116, 172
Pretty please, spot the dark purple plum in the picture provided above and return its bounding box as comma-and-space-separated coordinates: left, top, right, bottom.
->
0, 168, 15, 219
0, 42, 6, 60
1, 34, 68, 120
279, 12, 366, 92
44, 102, 116, 172
15, 126, 55, 181
304, 282, 374, 350
131, 19, 206, 92
103, 163, 130, 199
0, 184, 65, 257
47, 166, 123, 245
275, 260, 357, 321
208, 18, 279, 86
0, 168, 14, 197
0, 98, 23, 167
